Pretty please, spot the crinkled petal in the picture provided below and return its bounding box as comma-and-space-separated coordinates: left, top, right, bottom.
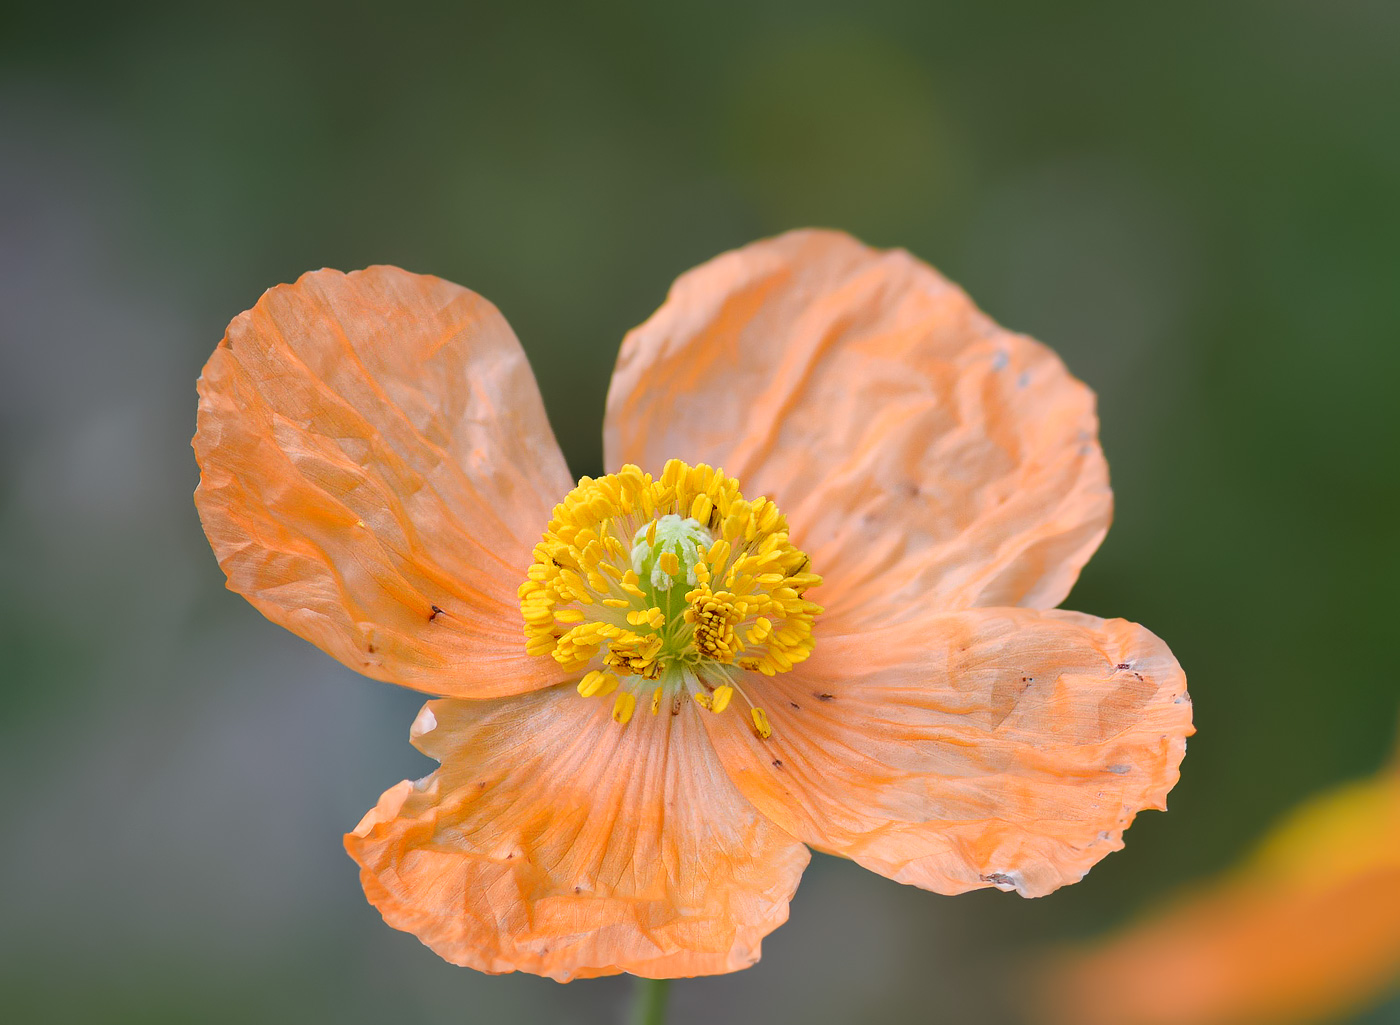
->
700, 607, 1191, 898
1039, 770, 1400, 1025
603, 229, 1111, 630
194, 266, 574, 697
345, 686, 810, 980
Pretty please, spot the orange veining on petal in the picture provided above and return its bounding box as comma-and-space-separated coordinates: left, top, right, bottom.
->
518, 459, 822, 735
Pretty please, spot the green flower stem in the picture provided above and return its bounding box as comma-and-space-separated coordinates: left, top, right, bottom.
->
628, 977, 670, 1025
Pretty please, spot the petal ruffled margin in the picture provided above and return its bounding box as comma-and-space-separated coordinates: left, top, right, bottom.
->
603, 229, 1112, 631
700, 607, 1192, 898
194, 266, 575, 698
1035, 768, 1400, 1025
345, 686, 810, 980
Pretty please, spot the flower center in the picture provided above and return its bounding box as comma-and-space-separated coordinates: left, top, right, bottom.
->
520, 460, 822, 735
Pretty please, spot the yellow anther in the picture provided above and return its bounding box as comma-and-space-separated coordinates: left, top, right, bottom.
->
612, 691, 637, 724
750, 707, 773, 739
722, 501, 749, 537
657, 551, 680, 577
603, 597, 631, 608
651, 687, 663, 715
578, 670, 618, 698
693, 691, 713, 710
618, 568, 647, 598
625, 607, 666, 630
685, 583, 745, 662
710, 685, 734, 714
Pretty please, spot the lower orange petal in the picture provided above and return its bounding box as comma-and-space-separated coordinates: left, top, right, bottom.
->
346, 686, 810, 980
701, 607, 1192, 897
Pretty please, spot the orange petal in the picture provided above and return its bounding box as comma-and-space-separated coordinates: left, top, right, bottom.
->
603, 230, 1111, 630
1039, 771, 1400, 1025
700, 607, 1191, 898
194, 266, 575, 698
345, 686, 810, 980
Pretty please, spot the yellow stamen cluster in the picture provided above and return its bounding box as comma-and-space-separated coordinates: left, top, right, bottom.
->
687, 585, 744, 661
519, 460, 822, 736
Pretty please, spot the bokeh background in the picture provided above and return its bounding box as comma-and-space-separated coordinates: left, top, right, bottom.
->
3, 2, 1398, 1022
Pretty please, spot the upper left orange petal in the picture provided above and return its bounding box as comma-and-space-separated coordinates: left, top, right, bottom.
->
193, 266, 575, 698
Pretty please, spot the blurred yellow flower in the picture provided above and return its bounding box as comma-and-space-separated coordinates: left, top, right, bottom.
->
1038, 731, 1400, 1025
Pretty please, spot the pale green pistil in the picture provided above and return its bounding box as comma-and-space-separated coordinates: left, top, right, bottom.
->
630, 514, 713, 592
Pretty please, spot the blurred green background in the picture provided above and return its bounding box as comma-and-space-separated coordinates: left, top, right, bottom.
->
2, 1, 1398, 1022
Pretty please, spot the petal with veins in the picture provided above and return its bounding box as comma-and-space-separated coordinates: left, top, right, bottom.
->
700, 607, 1191, 898
346, 686, 810, 980
604, 229, 1111, 630
194, 266, 574, 697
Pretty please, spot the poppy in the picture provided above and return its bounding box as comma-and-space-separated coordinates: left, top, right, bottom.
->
194, 229, 1192, 980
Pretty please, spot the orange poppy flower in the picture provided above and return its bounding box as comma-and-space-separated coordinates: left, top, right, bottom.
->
1037, 734, 1400, 1025
193, 229, 1193, 981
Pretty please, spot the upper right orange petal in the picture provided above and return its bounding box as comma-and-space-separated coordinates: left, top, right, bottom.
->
603, 229, 1112, 630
